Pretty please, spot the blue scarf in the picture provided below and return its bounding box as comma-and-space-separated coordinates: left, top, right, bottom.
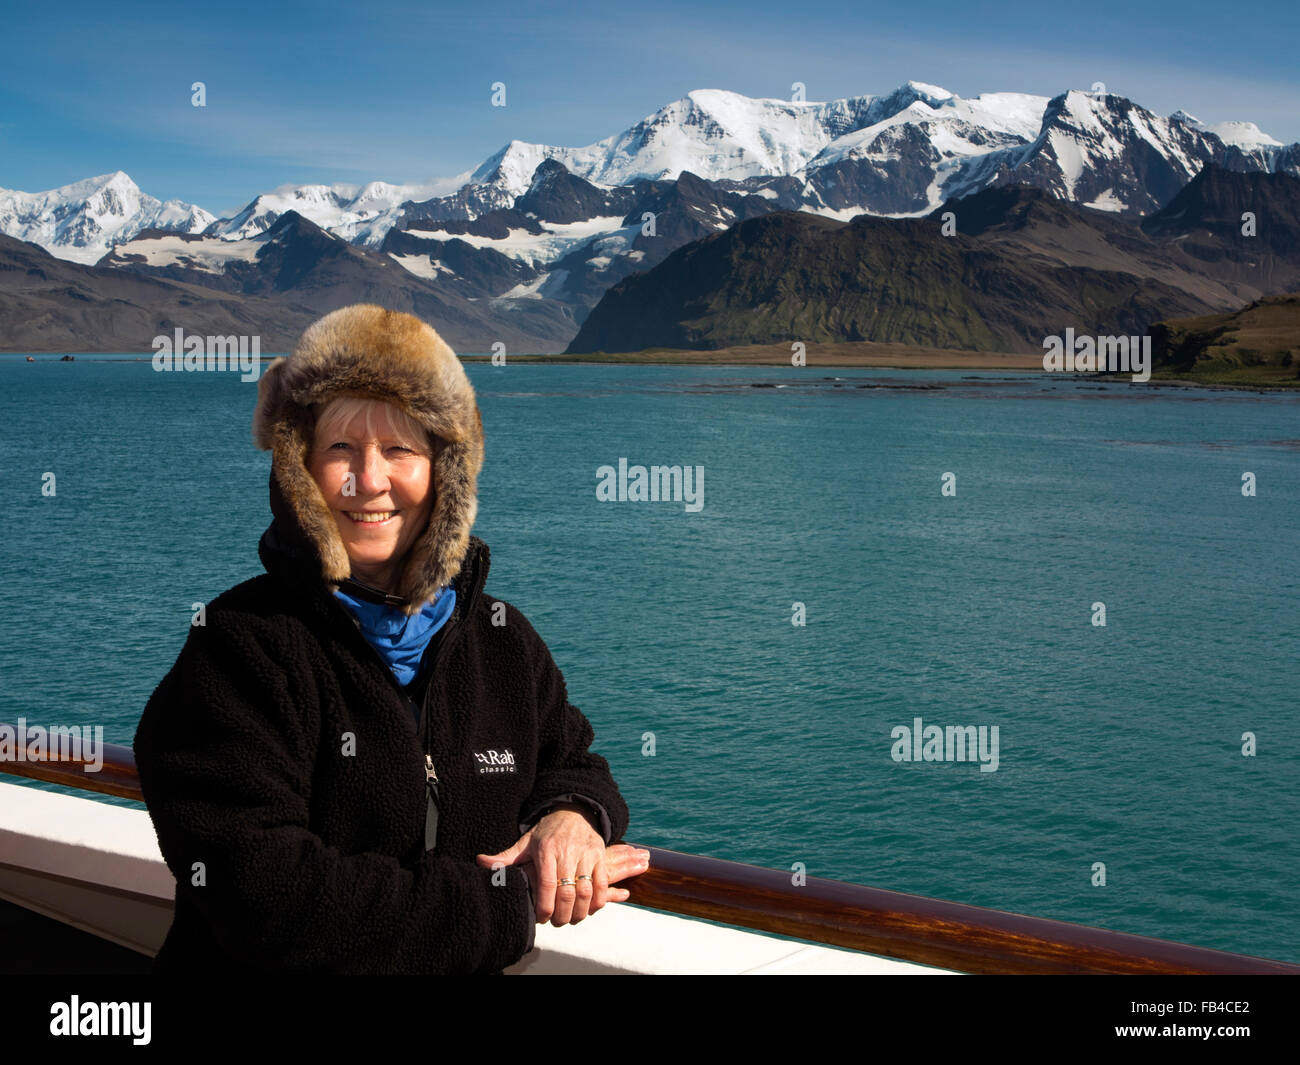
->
333, 584, 456, 687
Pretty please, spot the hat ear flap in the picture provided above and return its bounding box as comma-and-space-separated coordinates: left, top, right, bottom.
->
252, 357, 289, 450
271, 402, 353, 584
254, 354, 351, 583
396, 415, 484, 614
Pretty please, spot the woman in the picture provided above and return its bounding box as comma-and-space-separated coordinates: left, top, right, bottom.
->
133, 303, 645, 974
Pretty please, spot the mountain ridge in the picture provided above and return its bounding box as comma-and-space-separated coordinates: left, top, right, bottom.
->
565, 166, 1300, 355
0, 212, 576, 353
7, 82, 1298, 268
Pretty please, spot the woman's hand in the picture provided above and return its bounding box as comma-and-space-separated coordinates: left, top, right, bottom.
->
476, 806, 651, 926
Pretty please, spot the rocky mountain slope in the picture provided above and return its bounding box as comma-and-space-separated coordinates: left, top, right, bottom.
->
0, 213, 575, 353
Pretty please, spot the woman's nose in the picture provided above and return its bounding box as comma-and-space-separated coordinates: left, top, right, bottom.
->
354, 446, 391, 494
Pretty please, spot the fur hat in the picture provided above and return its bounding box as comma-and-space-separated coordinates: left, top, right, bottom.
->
252, 304, 484, 614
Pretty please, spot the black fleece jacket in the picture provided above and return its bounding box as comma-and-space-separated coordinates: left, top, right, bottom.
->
133, 503, 629, 974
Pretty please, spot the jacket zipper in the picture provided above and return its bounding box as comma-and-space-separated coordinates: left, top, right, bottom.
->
325, 593, 452, 849
321, 543, 481, 854
417, 615, 460, 790
414, 612, 467, 851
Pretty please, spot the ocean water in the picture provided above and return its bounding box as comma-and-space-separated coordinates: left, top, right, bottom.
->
2, 355, 1297, 963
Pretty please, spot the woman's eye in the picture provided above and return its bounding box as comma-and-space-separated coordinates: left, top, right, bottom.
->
321, 441, 417, 455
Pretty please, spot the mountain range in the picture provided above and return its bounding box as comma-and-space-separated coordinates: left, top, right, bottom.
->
0, 210, 575, 353
3, 82, 1300, 353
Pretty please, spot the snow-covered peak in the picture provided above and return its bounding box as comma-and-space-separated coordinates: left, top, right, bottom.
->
465, 82, 1052, 205
349, 178, 453, 210
587, 89, 842, 183
1001, 89, 1223, 212
206, 175, 468, 243
470, 140, 570, 197
1207, 120, 1283, 148
0, 171, 214, 264
1046, 90, 1116, 135
684, 86, 817, 111
870, 81, 956, 115
1042, 89, 1202, 163
43, 170, 137, 203
470, 88, 880, 196
153, 198, 215, 230
904, 80, 953, 99
809, 89, 1047, 170
2, 170, 142, 218
1166, 111, 1281, 147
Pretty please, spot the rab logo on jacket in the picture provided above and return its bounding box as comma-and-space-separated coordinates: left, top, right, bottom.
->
473, 748, 517, 774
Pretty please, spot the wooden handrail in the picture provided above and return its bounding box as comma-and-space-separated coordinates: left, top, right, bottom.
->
1, 736, 143, 801
627, 847, 1299, 974
2, 726, 1297, 974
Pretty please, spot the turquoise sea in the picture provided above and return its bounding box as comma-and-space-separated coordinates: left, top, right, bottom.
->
2, 355, 1297, 963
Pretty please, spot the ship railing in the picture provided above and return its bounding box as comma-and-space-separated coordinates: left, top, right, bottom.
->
1, 726, 1296, 975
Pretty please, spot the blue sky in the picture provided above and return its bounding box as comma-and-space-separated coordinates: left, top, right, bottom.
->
2, 0, 1297, 215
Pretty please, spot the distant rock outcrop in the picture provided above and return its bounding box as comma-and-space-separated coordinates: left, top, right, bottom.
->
1151, 292, 1300, 383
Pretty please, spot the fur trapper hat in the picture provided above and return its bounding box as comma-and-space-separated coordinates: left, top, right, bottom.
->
252, 304, 484, 614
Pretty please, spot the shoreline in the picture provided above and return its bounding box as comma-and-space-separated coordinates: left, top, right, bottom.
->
6, 343, 1296, 391
467, 342, 1300, 390
466, 340, 1046, 369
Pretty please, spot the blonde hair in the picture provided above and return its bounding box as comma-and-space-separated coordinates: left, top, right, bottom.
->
311, 396, 436, 456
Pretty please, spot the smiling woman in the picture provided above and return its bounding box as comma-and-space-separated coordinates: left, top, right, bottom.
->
132, 303, 647, 974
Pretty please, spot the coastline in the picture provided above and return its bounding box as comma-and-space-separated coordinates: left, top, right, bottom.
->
463, 340, 1045, 369
461, 341, 1300, 390
7, 344, 1297, 390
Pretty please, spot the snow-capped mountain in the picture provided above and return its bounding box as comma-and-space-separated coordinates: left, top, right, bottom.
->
0, 171, 215, 265
203, 173, 472, 245
1171, 109, 1282, 151
473, 89, 878, 193
8, 80, 1299, 304
962, 90, 1267, 215
358, 83, 1299, 312
798, 84, 1050, 214
424, 82, 1299, 222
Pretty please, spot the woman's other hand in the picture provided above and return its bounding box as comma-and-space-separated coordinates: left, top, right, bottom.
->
477, 809, 650, 926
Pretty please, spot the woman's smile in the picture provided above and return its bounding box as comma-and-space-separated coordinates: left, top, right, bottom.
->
345, 510, 398, 524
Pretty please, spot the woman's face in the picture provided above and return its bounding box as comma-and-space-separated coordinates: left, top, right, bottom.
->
307, 402, 435, 592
